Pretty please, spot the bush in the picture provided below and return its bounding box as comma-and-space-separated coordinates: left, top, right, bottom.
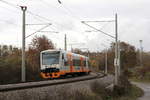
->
44, 87, 101, 100
90, 81, 110, 100
113, 73, 132, 97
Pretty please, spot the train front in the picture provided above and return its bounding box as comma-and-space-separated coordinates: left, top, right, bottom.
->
40, 50, 61, 78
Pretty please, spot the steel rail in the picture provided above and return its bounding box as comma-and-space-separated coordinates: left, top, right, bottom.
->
0, 73, 105, 92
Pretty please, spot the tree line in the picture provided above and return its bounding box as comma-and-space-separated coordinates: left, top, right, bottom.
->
0, 35, 150, 84
0, 35, 55, 84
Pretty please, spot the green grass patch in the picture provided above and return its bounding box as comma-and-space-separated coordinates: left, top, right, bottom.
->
112, 85, 144, 100
89, 78, 144, 100
130, 77, 150, 83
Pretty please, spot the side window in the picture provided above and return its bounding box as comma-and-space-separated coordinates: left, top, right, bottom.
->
62, 53, 64, 59
73, 59, 80, 66
64, 60, 68, 66
63, 54, 68, 66
84, 60, 86, 67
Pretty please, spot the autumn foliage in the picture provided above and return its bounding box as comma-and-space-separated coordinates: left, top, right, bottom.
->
26, 35, 55, 81
0, 35, 55, 84
0, 35, 150, 84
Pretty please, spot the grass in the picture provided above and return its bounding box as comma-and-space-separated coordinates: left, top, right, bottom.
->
130, 77, 150, 83
0, 80, 144, 100
89, 77, 144, 100
111, 85, 144, 100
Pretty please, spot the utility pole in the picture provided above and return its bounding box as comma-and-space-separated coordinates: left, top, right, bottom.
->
64, 34, 67, 51
21, 6, 27, 82
118, 40, 121, 76
114, 13, 119, 86
101, 43, 108, 75
82, 14, 120, 86
0, 45, 1, 57
139, 40, 143, 67
87, 50, 90, 58
105, 49, 108, 75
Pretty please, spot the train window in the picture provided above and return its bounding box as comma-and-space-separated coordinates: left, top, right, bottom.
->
83, 61, 86, 67
64, 61, 68, 66
64, 59, 68, 66
42, 52, 59, 65
73, 59, 80, 66
62, 53, 64, 59
88, 60, 90, 67
64, 59, 69, 66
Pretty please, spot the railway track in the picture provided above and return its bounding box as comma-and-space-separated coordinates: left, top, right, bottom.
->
0, 73, 105, 92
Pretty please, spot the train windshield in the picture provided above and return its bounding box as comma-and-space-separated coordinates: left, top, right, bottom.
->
42, 52, 60, 65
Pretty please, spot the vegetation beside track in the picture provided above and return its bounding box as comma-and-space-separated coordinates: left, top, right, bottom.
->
87, 76, 144, 100
1, 34, 150, 86
0, 73, 143, 100
130, 67, 150, 83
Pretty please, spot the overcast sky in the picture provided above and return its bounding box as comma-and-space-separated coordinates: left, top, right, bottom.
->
0, 0, 149, 52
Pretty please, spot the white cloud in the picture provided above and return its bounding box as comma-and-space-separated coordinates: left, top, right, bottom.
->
0, 0, 149, 51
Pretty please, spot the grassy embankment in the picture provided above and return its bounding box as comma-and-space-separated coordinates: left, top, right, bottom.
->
46, 81, 144, 100
0, 81, 143, 100
129, 67, 150, 83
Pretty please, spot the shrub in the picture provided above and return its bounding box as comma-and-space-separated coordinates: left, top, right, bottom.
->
90, 81, 110, 100
113, 73, 132, 97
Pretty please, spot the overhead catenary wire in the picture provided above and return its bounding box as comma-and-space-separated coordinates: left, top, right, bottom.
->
40, 0, 98, 37
0, 0, 60, 33
39, 0, 72, 19
57, 0, 81, 21
26, 24, 52, 38
38, 31, 59, 33
26, 23, 52, 25
0, 5, 20, 14
85, 21, 111, 32
42, 0, 81, 21
0, 0, 20, 9
0, 0, 115, 52
83, 20, 115, 23
39, 0, 81, 23
0, 19, 21, 27
56, 0, 114, 38
27, 11, 53, 22
0, 0, 42, 23
0, 0, 52, 23
82, 21, 115, 39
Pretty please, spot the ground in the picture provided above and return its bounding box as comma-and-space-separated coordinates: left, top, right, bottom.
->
133, 82, 150, 100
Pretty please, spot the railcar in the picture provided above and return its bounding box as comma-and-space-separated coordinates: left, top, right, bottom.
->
40, 49, 90, 78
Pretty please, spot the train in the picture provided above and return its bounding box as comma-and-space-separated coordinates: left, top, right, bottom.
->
40, 49, 90, 78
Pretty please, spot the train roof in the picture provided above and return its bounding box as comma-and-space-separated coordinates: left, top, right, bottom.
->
41, 49, 88, 59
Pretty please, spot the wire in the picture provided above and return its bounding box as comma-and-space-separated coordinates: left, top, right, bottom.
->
39, 0, 74, 19
57, 0, 82, 21
0, 0, 20, 9
0, 19, 20, 27
82, 21, 115, 39
61, 5, 81, 20
38, 31, 59, 33
40, 0, 82, 21
0, 0, 60, 32
27, 11, 52, 22
26, 23, 51, 25
0, 5, 20, 14
83, 20, 115, 23
0, 0, 52, 23
26, 24, 51, 38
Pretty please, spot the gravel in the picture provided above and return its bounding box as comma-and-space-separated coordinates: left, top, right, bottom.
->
0, 75, 114, 100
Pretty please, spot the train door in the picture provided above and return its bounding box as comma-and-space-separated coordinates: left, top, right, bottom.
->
80, 57, 84, 72
68, 53, 73, 72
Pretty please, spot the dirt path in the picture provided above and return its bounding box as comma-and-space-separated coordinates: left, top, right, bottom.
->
133, 82, 150, 100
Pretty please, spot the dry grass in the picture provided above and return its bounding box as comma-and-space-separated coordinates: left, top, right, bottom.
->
0, 75, 143, 100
